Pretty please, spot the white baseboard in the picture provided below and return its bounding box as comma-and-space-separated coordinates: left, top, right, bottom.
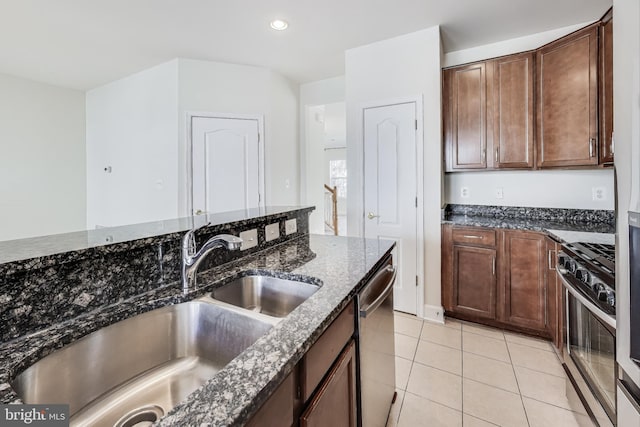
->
422, 304, 445, 324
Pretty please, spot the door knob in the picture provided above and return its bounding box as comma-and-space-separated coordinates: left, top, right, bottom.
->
367, 212, 380, 220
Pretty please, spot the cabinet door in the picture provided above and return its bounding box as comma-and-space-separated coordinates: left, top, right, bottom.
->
536, 25, 599, 168
444, 62, 492, 170
599, 16, 614, 164
492, 52, 534, 168
452, 245, 497, 319
300, 340, 357, 427
502, 231, 547, 331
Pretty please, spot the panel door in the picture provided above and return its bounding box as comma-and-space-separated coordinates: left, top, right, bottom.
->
502, 230, 547, 331
363, 102, 418, 314
452, 245, 497, 319
536, 25, 599, 168
191, 116, 262, 215
446, 62, 490, 170
300, 340, 357, 427
492, 52, 534, 168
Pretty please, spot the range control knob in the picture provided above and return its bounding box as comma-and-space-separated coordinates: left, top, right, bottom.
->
607, 291, 616, 308
593, 283, 605, 294
575, 269, 590, 283
597, 289, 609, 302
558, 254, 567, 266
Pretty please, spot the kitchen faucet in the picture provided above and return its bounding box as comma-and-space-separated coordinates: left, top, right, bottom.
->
181, 227, 242, 292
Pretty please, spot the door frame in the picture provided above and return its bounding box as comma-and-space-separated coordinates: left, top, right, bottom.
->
360, 96, 425, 318
186, 111, 266, 216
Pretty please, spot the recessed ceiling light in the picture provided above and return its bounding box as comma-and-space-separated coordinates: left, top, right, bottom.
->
270, 19, 289, 31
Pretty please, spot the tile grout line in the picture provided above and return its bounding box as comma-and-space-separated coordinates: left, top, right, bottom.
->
394, 317, 426, 426
505, 336, 532, 427
461, 318, 465, 426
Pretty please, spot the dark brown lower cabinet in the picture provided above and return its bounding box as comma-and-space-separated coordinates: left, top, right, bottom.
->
245, 373, 295, 427
300, 340, 357, 427
246, 302, 357, 427
501, 230, 547, 331
442, 224, 557, 339
452, 245, 497, 319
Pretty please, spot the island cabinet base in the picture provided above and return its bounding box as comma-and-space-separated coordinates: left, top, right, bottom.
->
246, 301, 357, 427
442, 224, 557, 342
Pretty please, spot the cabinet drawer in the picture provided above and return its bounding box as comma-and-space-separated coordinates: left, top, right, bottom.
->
452, 228, 496, 247
301, 302, 355, 402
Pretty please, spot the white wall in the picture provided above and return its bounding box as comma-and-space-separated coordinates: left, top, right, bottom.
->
0, 72, 86, 241
443, 21, 594, 68
305, 105, 327, 233
613, 0, 640, 403
299, 76, 345, 232
177, 59, 299, 214
345, 26, 442, 320
443, 21, 615, 211
86, 58, 299, 227
446, 169, 615, 210
86, 60, 179, 228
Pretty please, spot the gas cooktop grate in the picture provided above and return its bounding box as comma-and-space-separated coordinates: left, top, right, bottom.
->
570, 242, 616, 275
576, 242, 616, 263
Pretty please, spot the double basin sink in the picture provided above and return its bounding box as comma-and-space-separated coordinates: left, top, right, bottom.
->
11, 274, 321, 427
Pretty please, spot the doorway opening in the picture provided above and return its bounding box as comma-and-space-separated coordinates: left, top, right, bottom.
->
304, 102, 347, 236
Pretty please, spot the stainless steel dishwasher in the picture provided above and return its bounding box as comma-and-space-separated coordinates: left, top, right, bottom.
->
357, 255, 397, 427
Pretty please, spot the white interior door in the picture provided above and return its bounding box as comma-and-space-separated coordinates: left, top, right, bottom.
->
364, 102, 418, 315
191, 116, 263, 215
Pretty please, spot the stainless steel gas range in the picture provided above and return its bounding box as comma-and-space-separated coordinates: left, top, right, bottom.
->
558, 240, 616, 427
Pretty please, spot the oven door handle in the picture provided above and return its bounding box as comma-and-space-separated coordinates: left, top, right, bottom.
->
560, 274, 616, 329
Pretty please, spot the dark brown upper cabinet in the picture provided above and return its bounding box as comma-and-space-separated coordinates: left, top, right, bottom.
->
492, 52, 535, 169
443, 14, 613, 172
443, 62, 492, 171
536, 24, 599, 168
599, 10, 614, 165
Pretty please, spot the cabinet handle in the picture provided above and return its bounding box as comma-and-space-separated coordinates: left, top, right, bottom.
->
492, 256, 496, 275
589, 138, 596, 157
611, 132, 615, 155
548, 249, 556, 270
495, 147, 499, 164
462, 235, 482, 239
481, 147, 486, 163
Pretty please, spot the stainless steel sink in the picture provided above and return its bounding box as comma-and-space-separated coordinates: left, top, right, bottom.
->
209, 275, 321, 318
11, 301, 274, 427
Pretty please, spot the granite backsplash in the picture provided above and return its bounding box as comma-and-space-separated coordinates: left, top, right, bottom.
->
0, 207, 313, 343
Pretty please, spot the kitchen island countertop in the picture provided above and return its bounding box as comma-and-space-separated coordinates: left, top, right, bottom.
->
0, 234, 394, 426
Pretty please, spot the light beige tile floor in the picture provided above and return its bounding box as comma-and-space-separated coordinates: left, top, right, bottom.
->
387, 313, 594, 427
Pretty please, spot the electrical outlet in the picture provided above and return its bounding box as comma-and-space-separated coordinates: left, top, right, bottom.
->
460, 187, 470, 198
285, 218, 297, 235
265, 223, 280, 242
239, 229, 258, 250
592, 186, 607, 201
495, 187, 504, 199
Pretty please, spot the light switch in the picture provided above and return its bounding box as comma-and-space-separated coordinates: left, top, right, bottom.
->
265, 223, 280, 242
285, 218, 297, 235
239, 229, 258, 250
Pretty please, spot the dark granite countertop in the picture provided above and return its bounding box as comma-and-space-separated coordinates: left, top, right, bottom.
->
442, 204, 616, 235
0, 234, 395, 426
0, 206, 314, 266
442, 214, 616, 234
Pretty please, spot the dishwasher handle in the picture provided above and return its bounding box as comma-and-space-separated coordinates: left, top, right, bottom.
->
359, 265, 397, 318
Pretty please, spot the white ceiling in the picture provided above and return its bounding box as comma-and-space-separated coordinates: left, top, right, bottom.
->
0, 0, 611, 90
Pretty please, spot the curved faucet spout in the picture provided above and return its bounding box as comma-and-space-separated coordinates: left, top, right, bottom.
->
182, 232, 243, 293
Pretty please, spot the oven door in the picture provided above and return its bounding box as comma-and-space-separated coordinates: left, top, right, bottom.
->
562, 276, 616, 426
